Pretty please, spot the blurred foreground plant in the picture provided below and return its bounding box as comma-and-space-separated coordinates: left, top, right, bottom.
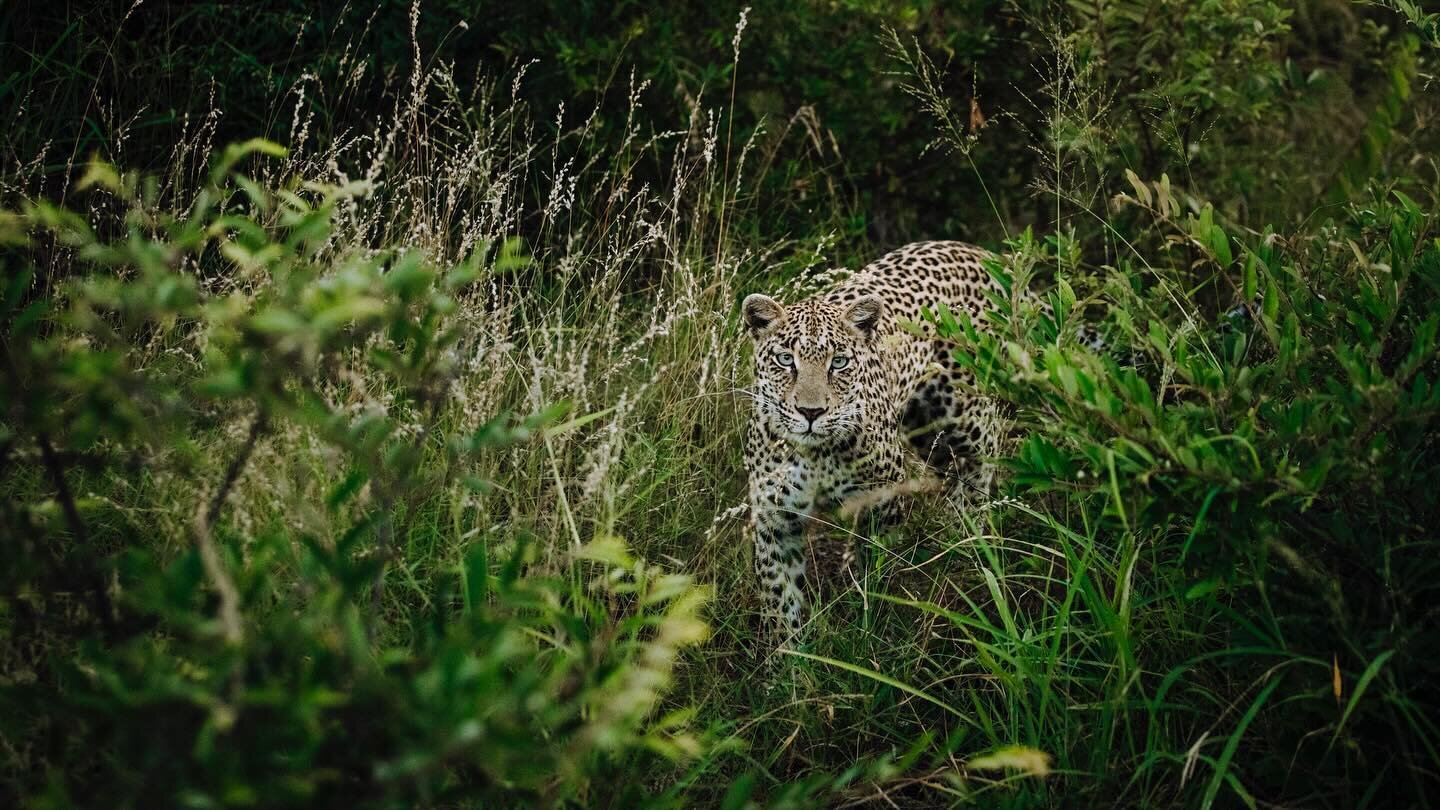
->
0, 146, 711, 806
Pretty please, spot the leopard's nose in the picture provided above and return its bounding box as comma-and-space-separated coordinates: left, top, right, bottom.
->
796, 406, 827, 424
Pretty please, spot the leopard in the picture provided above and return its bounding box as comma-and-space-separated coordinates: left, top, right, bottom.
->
741, 240, 1014, 641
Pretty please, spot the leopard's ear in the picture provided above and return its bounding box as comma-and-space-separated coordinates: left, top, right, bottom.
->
844, 295, 885, 338
742, 294, 784, 337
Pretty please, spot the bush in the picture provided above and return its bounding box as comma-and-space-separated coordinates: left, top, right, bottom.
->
0, 150, 712, 806
937, 187, 1440, 804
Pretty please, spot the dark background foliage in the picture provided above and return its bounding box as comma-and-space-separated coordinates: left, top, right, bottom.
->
10, 1, 1425, 248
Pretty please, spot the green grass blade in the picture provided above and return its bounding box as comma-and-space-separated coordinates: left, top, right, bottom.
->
781, 649, 977, 729
1328, 649, 1395, 750
1201, 677, 1281, 810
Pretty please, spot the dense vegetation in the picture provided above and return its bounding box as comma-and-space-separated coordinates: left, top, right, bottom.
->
3, 1, 1438, 806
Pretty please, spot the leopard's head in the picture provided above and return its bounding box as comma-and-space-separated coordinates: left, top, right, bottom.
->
742, 292, 887, 447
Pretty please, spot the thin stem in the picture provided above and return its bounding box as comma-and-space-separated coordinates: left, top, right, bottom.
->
2, 337, 115, 638
204, 410, 268, 529
716, 6, 750, 267
38, 429, 116, 637
194, 408, 268, 645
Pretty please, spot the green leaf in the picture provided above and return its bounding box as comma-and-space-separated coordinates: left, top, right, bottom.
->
327, 469, 368, 510
196, 368, 249, 397
493, 237, 530, 273
1185, 578, 1221, 600
720, 773, 757, 810
1263, 277, 1279, 321
212, 138, 288, 181
1210, 225, 1233, 267
1124, 168, 1152, 207
312, 297, 387, 334
543, 405, 618, 438
576, 534, 634, 568
76, 158, 122, 193
249, 308, 307, 335
383, 251, 434, 299
446, 259, 481, 289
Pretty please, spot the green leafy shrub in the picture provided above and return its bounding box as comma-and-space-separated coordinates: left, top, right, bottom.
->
937, 188, 1440, 804
0, 149, 711, 806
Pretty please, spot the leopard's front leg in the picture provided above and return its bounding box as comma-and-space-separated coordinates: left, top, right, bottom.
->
747, 436, 818, 643
752, 497, 809, 642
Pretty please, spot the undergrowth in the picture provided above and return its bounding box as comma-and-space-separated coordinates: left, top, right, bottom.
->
2, 2, 1438, 807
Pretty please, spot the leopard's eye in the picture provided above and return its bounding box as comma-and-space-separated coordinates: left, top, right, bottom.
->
775, 351, 795, 368
829, 355, 851, 371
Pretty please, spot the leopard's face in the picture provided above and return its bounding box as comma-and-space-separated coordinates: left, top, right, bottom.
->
742, 293, 887, 448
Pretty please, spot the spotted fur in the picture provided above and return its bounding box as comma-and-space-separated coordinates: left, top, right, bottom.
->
742, 240, 1008, 640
